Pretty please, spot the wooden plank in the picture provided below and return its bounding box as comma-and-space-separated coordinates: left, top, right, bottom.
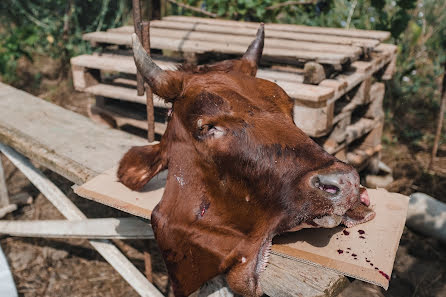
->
146, 27, 361, 59
0, 143, 163, 297
0, 218, 154, 239
91, 104, 167, 135
261, 253, 349, 297
0, 83, 347, 297
162, 16, 391, 41
85, 84, 171, 109
0, 157, 9, 208
110, 22, 381, 49
0, 82, 147, 184
71, 54, 330, 102
82, 32, 349, 65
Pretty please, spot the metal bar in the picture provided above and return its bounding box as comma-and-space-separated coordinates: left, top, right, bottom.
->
141, 21, 156, 142
133, 0, 145, 96
0, 143, 163, 297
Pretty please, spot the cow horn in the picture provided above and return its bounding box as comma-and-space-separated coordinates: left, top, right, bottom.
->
132, 33, 181, 100
243, 23, 265, 66
132, 34, 166, 84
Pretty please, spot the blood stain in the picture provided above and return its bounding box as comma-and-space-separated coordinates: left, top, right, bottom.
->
375, 267, 379, 270
343, 230, 350, 235
359, 236, 366, 239
200, 207, 206, 217
358, 230, 365, 234
337, 249, 344, 254
351, 253, 357, 257
366, 259, 371, 262
379, 270, 390, 280
370, 263, 374, 266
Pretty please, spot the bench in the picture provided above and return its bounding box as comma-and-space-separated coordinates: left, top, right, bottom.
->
0, 82, 349, 296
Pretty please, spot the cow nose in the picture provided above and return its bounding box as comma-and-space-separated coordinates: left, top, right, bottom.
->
312, 170, 359, 196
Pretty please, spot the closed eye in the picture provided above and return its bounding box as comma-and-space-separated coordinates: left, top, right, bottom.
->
197, 120, 225, 140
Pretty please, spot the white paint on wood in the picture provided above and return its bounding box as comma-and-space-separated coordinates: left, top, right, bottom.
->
0, 218, 154, 239
0, 144, 163, 297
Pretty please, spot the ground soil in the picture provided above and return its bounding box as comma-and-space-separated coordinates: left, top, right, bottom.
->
1, 57, 445, 297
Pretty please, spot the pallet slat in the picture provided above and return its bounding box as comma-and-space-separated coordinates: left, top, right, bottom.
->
162, 16, 391, 41
108, 26, 362, 59
85, 84, 171, 109
71, 54, 332, 102
83, 31, 349, 65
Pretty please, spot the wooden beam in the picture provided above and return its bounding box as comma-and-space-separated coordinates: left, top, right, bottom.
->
0, 156, 9, 208
0, 218, 154, 239
0, 143, 163, 297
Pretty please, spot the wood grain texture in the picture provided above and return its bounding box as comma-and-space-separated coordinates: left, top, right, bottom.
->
0, 157, 9, 207
161, 16, 390, 41
0, 218, 154, 239
261, 253, 349, 297
82, 31, 349, 65
109, 22, 380, 48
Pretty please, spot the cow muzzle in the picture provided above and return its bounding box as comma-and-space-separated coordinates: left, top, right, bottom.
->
309, 169, 375, 228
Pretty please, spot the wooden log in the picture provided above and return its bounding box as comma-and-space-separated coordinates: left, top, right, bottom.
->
381, 54, 396, 80
0, 218, 154, 239
293, 101, 334, 137
304, 62, 326, 85
0, 143, 163, 297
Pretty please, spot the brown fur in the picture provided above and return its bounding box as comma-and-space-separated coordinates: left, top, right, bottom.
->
118, 30, 368, 297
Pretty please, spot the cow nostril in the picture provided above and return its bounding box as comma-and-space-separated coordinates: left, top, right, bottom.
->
312, 175, 340, 195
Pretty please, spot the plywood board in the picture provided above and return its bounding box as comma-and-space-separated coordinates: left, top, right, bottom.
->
272, 188, 409, 289
74, 167, 166, 219
75, 165, 408, 290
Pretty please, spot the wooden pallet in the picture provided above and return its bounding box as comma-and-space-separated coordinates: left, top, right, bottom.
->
71, 43, 395, 137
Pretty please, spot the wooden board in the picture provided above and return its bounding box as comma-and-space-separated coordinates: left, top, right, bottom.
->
0, 82, 147, 184
162, 16, 391, 41
0, 82, 347, 296
71, 54, 333, 102
82, 31, 350, 65
272, 189, 409, 290
0, 218, 154, 239
110, 22, 380, 49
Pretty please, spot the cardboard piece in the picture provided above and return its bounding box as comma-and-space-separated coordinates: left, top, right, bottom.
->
74, 167, 409, 289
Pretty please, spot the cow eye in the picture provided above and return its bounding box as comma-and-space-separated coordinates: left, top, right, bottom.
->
197, 120, 225, 139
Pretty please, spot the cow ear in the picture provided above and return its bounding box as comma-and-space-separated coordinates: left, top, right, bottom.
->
117, 144, 166, 191
132, 34, 183, 102
240, 23, 265, 76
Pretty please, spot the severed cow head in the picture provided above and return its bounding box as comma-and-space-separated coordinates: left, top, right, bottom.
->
118, 25, 375, 297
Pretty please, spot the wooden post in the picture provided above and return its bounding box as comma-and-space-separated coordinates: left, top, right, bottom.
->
429, 64, 446, 170
141, 21, 156, 142
0, 156, 9, 208
133, 0, 145, 96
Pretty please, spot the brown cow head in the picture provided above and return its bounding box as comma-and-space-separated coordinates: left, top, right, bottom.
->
118, 25, 375, 297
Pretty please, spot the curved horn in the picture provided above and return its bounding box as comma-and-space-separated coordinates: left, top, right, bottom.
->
132, 33, 182, 100
242, 23, 265, 66
132, 33, 168, 89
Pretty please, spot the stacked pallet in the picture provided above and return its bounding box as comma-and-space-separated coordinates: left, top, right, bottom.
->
71, 16, 396, 173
